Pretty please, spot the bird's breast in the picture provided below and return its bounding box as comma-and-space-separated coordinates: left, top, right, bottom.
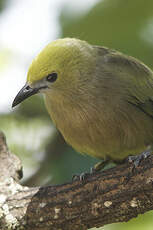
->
45, 92, 153, 160
45, 93, 110, 158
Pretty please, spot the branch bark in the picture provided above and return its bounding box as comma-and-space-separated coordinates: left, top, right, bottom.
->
0, 131, 153, 230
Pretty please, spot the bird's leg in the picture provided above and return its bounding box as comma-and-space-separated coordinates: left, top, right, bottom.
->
90, 159, 111, 173
126, 150, 151, 167
72, 158, 111, 181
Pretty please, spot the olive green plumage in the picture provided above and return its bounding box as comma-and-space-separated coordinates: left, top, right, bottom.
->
13, 38, 153, 161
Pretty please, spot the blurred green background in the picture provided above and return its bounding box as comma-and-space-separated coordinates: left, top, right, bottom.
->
0, 0, 153, 229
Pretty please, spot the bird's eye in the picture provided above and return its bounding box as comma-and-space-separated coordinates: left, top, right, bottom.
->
46, 72, 58, 82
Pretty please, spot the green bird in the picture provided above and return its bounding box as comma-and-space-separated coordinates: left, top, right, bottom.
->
12, 38, 153, 168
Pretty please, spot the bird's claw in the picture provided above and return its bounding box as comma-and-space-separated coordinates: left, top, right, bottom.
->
72, 159, 111, 181
127, 151, 151, 168
90, 167, 97, 174
72, 172, 91, 181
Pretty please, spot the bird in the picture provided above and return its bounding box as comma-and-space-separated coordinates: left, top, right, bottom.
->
12, 38, 153, 170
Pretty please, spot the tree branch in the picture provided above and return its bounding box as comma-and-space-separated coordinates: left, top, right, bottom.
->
0, 131, 153, 230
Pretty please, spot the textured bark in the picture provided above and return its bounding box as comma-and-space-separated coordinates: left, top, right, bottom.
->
0, 131, 153, 230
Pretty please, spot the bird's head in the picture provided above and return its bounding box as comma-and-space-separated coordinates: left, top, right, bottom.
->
12, 38, 96, 107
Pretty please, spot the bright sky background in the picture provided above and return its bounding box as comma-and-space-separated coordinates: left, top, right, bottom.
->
0, 0, 99, 113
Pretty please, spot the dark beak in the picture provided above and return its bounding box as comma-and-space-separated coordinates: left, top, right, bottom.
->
12, 83, 39, 108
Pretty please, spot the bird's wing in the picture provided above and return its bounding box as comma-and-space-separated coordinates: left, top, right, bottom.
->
95, 46, 153, 117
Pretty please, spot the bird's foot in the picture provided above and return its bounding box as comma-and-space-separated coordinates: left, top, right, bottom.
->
72, 159, 111, 181
72, 172, 91, 181
127, 150, 151, 168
